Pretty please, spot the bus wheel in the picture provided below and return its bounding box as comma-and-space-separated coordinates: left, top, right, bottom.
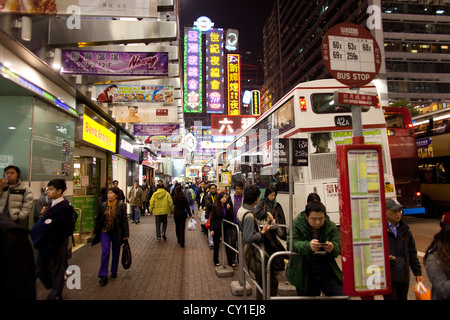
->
422, 195, 435, 218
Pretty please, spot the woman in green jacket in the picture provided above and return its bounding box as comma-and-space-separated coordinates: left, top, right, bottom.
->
286, 201, 344, 296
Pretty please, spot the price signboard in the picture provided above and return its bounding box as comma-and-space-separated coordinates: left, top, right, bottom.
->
322, 23, 381, 87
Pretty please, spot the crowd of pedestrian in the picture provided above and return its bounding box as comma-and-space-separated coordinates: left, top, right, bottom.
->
0, 165, 449, 301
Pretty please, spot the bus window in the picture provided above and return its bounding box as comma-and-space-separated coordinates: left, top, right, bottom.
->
385, 113, 405, 128
272, 98, 294, 133
311, 93, 370, 114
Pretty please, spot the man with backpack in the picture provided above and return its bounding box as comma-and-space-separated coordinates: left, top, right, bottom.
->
30, 179, 75, 300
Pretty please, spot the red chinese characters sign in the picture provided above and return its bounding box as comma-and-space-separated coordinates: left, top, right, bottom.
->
227, 54, 241, 115
211, 115, 258, 135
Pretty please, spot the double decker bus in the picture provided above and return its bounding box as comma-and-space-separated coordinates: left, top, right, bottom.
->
225, 79, 396, 224
383, 106, 425, 215
413, 108, 450, 216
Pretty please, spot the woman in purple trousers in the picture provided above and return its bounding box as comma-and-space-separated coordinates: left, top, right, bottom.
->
92, 187, 129, 286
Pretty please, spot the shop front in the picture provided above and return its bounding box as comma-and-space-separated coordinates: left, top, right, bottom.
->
0, 61, 77, 229
114, 132, 140, 203
140, 147, 158, 187
74, 106, 116, 234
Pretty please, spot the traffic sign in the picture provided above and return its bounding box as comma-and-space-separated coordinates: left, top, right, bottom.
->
322, 23, 381, 87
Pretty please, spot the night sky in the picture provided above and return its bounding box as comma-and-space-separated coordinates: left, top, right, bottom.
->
179, 0, 275, 56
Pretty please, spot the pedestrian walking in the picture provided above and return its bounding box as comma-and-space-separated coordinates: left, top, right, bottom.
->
128, 181, 144, 224
383, 198, 422, 300
172, 186, 191, 247
112, 180, 126, 202
149, 184, 174, 241
423, 214, 450, 300
92, 187, 129, 286
0, 165, 33, 224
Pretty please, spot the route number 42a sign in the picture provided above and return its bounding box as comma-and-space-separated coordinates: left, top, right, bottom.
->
321, 23, 382, 87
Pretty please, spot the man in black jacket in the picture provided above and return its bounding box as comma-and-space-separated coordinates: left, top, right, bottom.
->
31, 179, 74, 300
384, 198, 423, 300
0, 214, 36, 300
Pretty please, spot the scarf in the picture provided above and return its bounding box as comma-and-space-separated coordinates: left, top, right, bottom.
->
103, 200, 117, 232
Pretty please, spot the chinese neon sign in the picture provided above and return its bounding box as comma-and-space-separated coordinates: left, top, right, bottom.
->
227, 54, 241, 116
211, 115, 258, 136
252, 90, 260, 116
206, 29, 224, 114
184, 28, 202, 113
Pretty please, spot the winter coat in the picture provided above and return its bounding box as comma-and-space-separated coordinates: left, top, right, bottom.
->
30, 200, 74, 259
149, 188, 174, 215
285, 212, 342, 292
237, 204, 264, 245
128, 187, 144, 206
0, 180, 33, 222
172, 194, 191, 219
387, 220, 422, 283
203, 192, 218, 220
92, 200, 129, 246
210, 199, 233, 234
425, 252, 450, 300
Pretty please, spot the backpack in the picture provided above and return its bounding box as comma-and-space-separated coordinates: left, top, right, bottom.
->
70, 205, 79, 233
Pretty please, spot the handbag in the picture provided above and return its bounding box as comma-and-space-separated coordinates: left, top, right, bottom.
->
413, 282, 431, 300
121, 240, 132, 270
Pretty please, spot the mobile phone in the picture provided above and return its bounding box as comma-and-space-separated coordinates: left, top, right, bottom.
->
318, 243, 328, 246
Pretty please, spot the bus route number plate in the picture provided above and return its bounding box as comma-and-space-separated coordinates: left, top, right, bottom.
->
335, 115, 352, 127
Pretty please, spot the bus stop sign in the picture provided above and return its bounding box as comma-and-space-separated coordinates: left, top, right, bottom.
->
322, 23, 381, 87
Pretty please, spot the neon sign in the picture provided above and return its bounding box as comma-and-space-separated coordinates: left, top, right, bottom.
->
211, 115, 258, 136
183, 28, 202, 113
227, 54, 241, 115
206, 28, 224, 114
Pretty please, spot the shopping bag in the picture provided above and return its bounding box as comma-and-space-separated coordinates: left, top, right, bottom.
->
205, 216, 211, 230
200, 210, 207, 224
121, 240, 132, 270
413, 282, 431, 300
187, 218, 197, 231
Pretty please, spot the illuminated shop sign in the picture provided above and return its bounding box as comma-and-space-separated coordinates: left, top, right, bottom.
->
252, 90, 260, 116
83, 114, 116, 152
227, 54, 241, 115
194, 16, 214, 32
211, 115, 258, 136
183, 27, 202, 113
206, 28, 224, 114
0, 63, 78, 117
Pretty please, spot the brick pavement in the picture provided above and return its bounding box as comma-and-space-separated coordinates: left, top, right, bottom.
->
36, 211, 431, 301
36, 212, 257, 300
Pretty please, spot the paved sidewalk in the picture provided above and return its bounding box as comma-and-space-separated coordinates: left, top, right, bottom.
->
36, 213, 256, 300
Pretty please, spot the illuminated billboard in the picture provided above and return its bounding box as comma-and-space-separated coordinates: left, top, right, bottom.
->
183, 28, 202, 113
206, 29, 225, 114
227, 54, 241, 116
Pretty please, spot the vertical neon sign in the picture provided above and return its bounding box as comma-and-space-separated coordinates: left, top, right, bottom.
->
184, 27, 202, 113
227, 54, 240, 116
206, 28, 224, 114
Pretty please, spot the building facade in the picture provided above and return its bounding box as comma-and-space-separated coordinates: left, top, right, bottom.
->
261, 0, 450, 113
